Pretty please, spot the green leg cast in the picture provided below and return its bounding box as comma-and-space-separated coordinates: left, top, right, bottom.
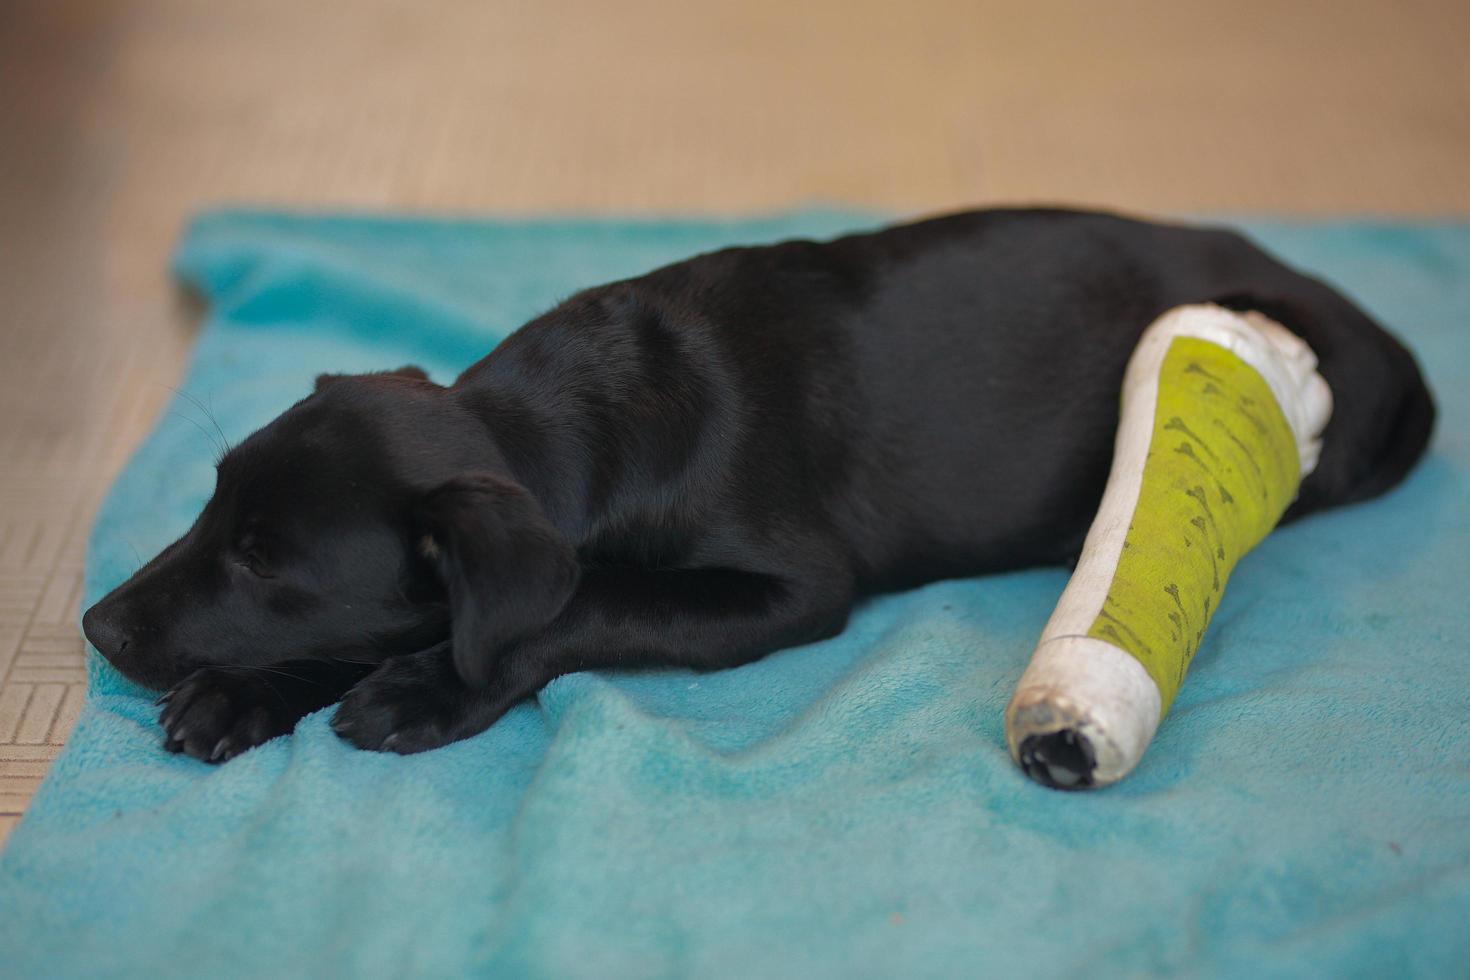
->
1005, 304, 1331, 789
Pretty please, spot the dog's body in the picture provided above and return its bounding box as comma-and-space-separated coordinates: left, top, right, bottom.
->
83, 209, 1434, 761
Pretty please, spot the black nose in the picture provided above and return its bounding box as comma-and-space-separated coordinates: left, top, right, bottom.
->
82, 604, 130, 662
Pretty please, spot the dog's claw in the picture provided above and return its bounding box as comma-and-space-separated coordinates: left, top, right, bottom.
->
330, 653, 496, 754
152, 667, 298, 763
155, 690, 173, 706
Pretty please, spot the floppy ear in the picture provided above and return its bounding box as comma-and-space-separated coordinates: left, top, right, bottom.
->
416, 473, 580, 687
315, 364, 430, 393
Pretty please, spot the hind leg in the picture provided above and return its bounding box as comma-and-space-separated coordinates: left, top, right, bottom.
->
1005, 304, 1330, 788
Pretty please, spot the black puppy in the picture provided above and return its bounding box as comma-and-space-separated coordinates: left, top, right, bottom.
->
82, 209, 1434, 762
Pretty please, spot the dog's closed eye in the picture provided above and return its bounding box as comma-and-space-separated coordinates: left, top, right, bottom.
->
234, 535, 274, 579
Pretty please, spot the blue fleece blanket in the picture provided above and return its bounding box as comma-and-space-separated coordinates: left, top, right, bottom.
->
2, 212, 1467, 978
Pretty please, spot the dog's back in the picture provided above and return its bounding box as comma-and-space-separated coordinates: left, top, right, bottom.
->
464, 209, 1434, 594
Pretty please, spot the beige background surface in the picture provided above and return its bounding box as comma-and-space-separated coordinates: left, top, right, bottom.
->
3, 0, 1469, 841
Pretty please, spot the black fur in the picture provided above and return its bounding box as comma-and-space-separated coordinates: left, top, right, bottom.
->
81, 208, 1435, 761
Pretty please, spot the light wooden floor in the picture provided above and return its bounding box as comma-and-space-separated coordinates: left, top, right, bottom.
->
2, 0, 1468, 845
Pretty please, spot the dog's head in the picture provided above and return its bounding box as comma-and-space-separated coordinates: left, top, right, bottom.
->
81, 367, 579, 691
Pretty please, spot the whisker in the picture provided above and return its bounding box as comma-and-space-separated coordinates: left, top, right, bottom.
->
215, 663, 329, 689
166, 409, 226, 462
165, 385, 232, 463
328, 655, 383, 667
205, 391, 232, 458
196, 389, 233, 462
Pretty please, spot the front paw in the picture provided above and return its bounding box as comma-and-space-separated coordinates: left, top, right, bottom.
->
158, 668, 296, 762
330, 654, 483, 755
